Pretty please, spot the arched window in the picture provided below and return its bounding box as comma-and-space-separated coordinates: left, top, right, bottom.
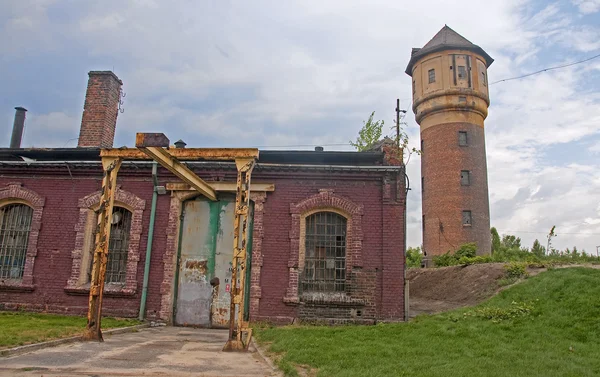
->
301, 212, 347, 292
0, 204, 34, 280
89, 206, 132, 284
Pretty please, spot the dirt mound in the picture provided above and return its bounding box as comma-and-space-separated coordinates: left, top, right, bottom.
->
407, 263, 508, 318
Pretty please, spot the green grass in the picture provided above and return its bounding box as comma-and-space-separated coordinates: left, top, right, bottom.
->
256, 268, 600, 377
0, 312, 140, 349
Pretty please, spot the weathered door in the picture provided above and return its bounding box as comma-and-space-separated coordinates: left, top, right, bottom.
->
174, 199, 213, 326
174, 196, 251, 327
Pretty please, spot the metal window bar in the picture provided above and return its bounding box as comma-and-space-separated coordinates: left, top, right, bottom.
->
428, 69, 435, 83
90, 207, 132, 284
0, 204, 33, 280
302, 212, 347, 293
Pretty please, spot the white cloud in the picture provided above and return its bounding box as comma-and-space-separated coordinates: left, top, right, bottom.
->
23, 112, 80, 148
1, 0, 600, 253
572, 0, 600, 14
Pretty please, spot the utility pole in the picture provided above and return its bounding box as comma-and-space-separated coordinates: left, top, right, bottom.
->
395, 99, 407, 161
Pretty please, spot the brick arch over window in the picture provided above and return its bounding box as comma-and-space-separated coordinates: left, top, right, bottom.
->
0, 182, 45, 291
65, 188, 145, 296
283, 189, 363, 304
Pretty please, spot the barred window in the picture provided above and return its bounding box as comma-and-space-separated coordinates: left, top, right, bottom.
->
462, 210, 472, 226
461, 170, 471, 186
302, 212, 347, 293
0, 204, 33, 279
428, 69, 436, 83
89, 206, 132, 284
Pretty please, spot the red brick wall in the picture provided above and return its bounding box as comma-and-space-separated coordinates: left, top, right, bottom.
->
0, 166, 167, 319
421, 122, 491, 256
77, 71, 122, 148
0, 165, 406, 323
254, 170, 405, 323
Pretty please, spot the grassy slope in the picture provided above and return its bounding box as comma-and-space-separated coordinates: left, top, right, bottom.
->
0, 312, 140, 348
256, 268, 600, 377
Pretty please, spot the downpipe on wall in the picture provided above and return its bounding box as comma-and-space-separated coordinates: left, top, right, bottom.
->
138, 162, 159, 321
404, 171, 410, 321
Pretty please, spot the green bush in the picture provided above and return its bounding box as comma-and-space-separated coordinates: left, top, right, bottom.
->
406, 246, 424, 268
461, 301, 534, 323
504, 262, 528, 279
432, 252, 456, 267
455, 243, 477, 259
432, 243, 482, 267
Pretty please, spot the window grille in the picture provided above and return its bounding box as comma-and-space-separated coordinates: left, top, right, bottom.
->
302, 212, 347, 293
462, 210, 472, 226
0, 204, 33, 279
461, 170, 471, 186
428, 69, 436, 83
458, 131, 468, 146
90, 207, 132, 284
458, 66, 467, 79
481, 71, 487, 87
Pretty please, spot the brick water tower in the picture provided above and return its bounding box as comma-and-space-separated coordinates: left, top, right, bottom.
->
406, 25, 493, 257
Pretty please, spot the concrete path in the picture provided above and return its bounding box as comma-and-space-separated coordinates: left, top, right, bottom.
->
0, 327, 278, 377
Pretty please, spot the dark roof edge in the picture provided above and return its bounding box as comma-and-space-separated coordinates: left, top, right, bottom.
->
0, 148, 385, 166
0, 160, 402, 173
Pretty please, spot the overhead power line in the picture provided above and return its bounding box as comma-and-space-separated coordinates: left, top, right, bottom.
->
501, 230, 600, 236
490, 52, 600, 85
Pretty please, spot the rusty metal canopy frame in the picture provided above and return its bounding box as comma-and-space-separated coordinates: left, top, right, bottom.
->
84, 133, 258, 352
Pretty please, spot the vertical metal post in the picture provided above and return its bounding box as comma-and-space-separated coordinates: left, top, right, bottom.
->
223, 158, 254, 352
83, 156, 122, 341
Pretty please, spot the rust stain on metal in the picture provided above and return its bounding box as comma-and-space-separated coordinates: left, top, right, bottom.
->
135, 133, 170, 148
101, 148, 259, 160
185, 259, 208, 274
166, 182, 275, 192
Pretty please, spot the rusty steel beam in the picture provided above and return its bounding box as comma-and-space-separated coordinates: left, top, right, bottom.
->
101, 148, 259, 161
165, 182, 275, 192
83, 156, 122, 341
223, 158, 255, 352
138, 146, 217, 201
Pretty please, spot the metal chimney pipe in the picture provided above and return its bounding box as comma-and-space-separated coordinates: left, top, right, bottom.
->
10, 107, 27, 148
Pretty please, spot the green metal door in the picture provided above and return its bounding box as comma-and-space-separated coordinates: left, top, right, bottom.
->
174, 196, 253, 327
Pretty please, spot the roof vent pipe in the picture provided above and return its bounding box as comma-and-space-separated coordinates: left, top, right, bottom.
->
314, 146, 324, 152
10, 107, 27, 148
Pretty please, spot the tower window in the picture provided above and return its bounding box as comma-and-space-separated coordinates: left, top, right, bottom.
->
428, 69, 436, 83
421, 139, 424, 153
458, 131, 468, 146
458, 66, 467, 79
481, 71, 487, 87
422, 215, 425, 233
421, 176, 424, 193
462, 211, 472, 226
412, 80, 416, 95
461, 170, 471, 186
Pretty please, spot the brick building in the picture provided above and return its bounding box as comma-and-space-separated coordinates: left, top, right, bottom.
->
0, 71, 406, 325
406, 26, 493, 258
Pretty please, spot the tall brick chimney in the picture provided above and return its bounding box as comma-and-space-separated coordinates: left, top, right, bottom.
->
77, 71, 123, 148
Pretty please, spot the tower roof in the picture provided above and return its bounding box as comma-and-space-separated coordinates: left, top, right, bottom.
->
405, 25, 494, 76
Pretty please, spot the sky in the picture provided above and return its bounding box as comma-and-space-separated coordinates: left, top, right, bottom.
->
1, 0, 599, 254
